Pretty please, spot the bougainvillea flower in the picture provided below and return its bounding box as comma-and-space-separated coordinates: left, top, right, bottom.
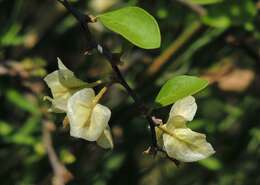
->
67, 88, 113, 149
44, 58, 100, 113
156, 96, 215, 162
97, 126, 114, 149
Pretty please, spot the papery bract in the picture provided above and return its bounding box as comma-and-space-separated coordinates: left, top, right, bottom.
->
169, 96, 197, 122
67, 88, 113, 149
44, 58, 100, 112
163, 128, 215, 162
157, 96, 215, 162
97, 126, 114, 149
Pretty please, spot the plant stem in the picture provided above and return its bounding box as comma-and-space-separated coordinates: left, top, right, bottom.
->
43, 121, 73, 185
175, 0, 207, 17
57, 0, 158, 149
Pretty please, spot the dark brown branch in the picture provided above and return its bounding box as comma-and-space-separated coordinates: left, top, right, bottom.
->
57, 0, 96, 50
57, 0, 158, 149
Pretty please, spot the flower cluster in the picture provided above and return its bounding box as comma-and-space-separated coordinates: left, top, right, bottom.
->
44, 58, 113, 149
44, 58, 215, 161
156, 96, 215, 162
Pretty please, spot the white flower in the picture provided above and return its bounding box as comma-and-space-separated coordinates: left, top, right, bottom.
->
156, 96, 215, 162
44, 58, 100, 113
162, 127, 215, 162
97, 126, 114, 149
67, 88, 113, 149
169, 96, 197, 122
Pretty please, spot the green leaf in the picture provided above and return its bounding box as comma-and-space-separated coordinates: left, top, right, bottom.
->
60, 149, 76, 164
0, 24, 24, 47
97, 6, 161, 49
202, 15, 231, 28
0, 121, 13, 136
19, 115, 40, 135
6, 89, 40, 115
190, 0, 223, 5
199, 157, 222, 170
105, 154, 125, 171
155, 75, 208, 106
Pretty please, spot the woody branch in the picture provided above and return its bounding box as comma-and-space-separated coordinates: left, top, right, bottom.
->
56, 0, 181, 159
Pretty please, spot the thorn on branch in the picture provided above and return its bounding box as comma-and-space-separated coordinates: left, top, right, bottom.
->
88, 14, 97, 23
58, 0, 94, 23
57, 0, 97, 50
84, 50, 93, 56
143, 146, 157, 156
152, 116, 163, 126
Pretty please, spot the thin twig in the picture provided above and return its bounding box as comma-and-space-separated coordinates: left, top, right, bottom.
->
43, 121, 73, 185
57, 0, 158, 150
57, 0, 97, 50
145, 21, 202, 76
175, 0, 207, 17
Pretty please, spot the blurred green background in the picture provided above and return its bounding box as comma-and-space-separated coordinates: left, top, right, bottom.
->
1, 0, 260, 185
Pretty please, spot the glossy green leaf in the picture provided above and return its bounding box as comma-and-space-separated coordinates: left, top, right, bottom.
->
190, 0, 223, 5
155, 75, 208, 106
97, 6, 161, 49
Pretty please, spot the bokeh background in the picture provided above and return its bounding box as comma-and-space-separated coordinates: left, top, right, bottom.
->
1, 0, 260, 185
